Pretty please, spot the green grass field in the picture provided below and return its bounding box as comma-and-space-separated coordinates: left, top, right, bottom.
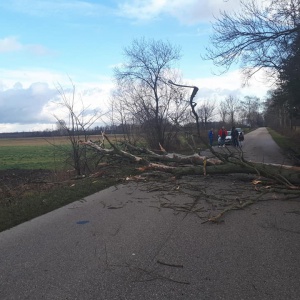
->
0, 135, 107, 170
0, 145, 66, 170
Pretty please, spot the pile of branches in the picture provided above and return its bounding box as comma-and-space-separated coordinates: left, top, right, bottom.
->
82, 135, 300, 189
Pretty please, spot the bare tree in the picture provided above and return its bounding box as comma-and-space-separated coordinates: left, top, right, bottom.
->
218, 100, 228, 123
225, 95, 240, 125
53, 81, 103, 175
114, 38, 188, 150
109, 90, 143, 145
205, 0, 300, 82
197, 100, 216, 128
56, 119, 67, 135
240, 95, 262, 127
264, 88, 293, 129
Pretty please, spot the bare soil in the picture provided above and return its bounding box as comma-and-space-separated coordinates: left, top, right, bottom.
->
0, 169, 53, 202
0, 163, 133, 206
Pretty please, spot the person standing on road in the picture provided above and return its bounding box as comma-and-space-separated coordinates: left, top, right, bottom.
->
239, 131, 244, 148
231, 126, 239, 147
218, 126, 227, 147
208, 128, 214, 147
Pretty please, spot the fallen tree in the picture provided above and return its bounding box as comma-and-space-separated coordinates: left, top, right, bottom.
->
81, 137, 300, 187
79, 136, 300, 225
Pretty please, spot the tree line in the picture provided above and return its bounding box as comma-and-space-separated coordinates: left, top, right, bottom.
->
206, 0, 300, 131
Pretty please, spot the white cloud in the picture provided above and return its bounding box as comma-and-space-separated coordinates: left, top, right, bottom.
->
118, 0, 168, 21
118, 0, 242, 24
186, 68, 272, 104
0, 36, 53, 55
0, 68, 67, 90
0, 68, 114, 132
0, 36, 23, 52
27, 44, 54, 55
0, 82, 57, 124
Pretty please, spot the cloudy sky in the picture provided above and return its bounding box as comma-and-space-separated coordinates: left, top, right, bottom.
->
0, 0, 272, 133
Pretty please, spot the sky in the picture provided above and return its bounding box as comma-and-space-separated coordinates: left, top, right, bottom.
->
0, 0, 273, 133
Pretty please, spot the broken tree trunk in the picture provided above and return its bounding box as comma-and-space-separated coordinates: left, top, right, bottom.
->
81, 139, 300, 186
173, 163, 300, 185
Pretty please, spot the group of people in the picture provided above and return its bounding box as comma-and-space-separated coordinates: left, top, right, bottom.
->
208, 126, 244, 148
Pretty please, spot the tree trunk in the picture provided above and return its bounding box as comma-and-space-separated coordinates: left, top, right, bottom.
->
82, 139, 300, 186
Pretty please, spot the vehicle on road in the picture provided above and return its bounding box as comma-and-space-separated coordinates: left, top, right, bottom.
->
218, 130, 232, 145
225, 131, 232, 145
236, 128, 242, 135
218, 128, 243, 145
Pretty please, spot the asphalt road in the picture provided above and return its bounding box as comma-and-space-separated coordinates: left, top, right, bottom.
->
241, 127, 294, 165
0, 128, 299, 300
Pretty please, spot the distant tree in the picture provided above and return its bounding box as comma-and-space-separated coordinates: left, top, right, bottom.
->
109, 95, 142, 145
197, 100, 216, 128
56, 119, 67, 135
264, 88, 296, 129
225, 95, 240, 125
114, 37, 188, 150
277, 31, 300, 123
240, 96, 262, 127
218, 101, 228, 123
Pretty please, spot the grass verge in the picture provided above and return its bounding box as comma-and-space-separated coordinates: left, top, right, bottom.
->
0, 163, 138, 233
267, 128, 300, 164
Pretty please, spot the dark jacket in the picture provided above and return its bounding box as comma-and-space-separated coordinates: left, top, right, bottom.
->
231, 128, 239, 139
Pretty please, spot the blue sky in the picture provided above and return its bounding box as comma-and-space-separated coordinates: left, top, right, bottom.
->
0, 0, 271, 133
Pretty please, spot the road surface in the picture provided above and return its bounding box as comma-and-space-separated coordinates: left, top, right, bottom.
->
206, 127, 294, 166
0, 128, 299, 300
242, 127, 293, 165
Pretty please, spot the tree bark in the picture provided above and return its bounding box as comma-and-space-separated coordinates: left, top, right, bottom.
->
82, 140, 300, 186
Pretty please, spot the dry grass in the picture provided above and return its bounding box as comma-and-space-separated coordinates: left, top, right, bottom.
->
0, 135, 108, 146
